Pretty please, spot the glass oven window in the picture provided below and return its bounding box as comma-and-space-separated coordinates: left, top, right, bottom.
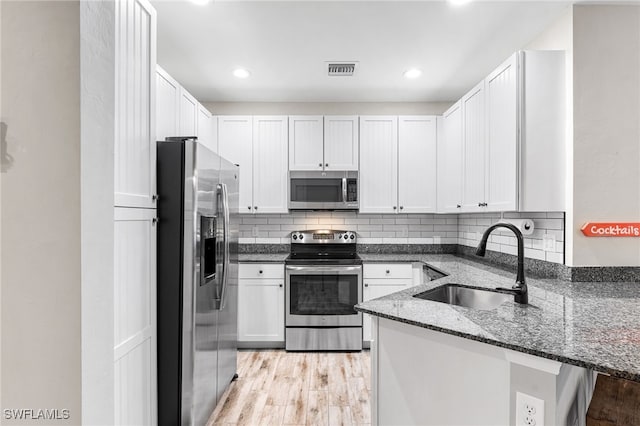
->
289, 274, 358, 316
290, 178, 343, 203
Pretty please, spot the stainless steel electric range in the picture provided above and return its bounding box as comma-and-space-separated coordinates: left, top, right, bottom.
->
284, 230, 363, 351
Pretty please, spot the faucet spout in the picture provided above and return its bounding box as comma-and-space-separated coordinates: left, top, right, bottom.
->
475, 223, 528, 305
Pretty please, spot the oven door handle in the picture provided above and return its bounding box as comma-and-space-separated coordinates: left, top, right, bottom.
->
285, 265, 362, 273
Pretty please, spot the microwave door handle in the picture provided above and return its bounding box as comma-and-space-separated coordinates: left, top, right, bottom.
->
218, 183, 230, 310
342, 178, 347, 203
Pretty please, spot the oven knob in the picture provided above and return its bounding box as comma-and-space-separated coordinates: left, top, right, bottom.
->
299, 234, 304, 240
344, 234, 348, 240
292, 234, 297, 240
350, 234, 355, 239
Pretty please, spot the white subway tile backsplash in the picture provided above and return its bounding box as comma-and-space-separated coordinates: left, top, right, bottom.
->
546, 251, 564, 263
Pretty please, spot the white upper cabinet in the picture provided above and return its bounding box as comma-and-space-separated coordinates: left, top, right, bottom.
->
252, 116, 288, 214
324, 116, 359, 171
155, 66, 179, 143
289, 116, 324, 170
218, 116, 288, 214
460, 80, 486, 212
197, 104, 217, 153
115, 0, 157, 209
359, 116, 398, 214
179, 89, 197, 136
437, 102, 463, 213
218, 116, 253, 213
398, 116, 437, 213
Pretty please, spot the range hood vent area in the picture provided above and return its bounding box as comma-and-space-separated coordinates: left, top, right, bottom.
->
327, 62, 357, 76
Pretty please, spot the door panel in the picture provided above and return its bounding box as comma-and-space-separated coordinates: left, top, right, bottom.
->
324, 116, 359, 170
289, 116, 324, 171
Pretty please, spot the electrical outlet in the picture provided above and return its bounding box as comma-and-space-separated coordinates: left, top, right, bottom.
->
516, 392, 544, 426
252, 226, 259, 237
542, 234, 556, 252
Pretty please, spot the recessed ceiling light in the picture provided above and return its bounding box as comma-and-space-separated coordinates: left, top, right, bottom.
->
233, 68, 250, 79
403, 68, 422, 79
189, 0, 211, 5
448, 0, 473, 6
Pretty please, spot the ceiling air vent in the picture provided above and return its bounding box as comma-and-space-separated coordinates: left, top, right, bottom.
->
328, 63, 357, 77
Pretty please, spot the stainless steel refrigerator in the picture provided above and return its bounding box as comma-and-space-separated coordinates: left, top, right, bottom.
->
157, 138, 239, 426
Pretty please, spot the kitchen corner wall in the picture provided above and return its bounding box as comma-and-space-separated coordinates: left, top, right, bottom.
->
239, 211, 565, 264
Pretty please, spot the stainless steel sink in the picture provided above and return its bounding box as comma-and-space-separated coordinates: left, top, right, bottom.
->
413, 283, 511, 310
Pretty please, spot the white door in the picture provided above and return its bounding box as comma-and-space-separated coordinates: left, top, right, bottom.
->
238, 279, 285, 342
461, 81, 486, 212
324, 115, 359, 171
438, 102, 464, 213
398, 116, 437, 213
155, 66, 179, 142
485, 53, 518, 212
114, 0, 157, 209
114, 207, 157, 426
288, 115, 324, 170
359, 116, 398, 213
179, 88, 198, 136
218, 116, 253, 213
362, 280, 410, 342
196, 104, 217, 153
253, 116, 288, 214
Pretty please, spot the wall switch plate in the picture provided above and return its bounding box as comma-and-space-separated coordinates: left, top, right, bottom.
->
252, 226, 259, 237
542, 235, 556, 252
516, 392, 544, 426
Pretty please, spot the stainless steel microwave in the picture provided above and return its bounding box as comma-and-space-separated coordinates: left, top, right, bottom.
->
288, 170, 359, 210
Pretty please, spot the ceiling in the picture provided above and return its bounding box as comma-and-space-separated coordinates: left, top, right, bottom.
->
152, 0, 573, 103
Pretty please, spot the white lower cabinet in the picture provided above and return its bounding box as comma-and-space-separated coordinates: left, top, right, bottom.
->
114, 207, 157, 426
238, 263, 285, 346
362, 263, 413, 343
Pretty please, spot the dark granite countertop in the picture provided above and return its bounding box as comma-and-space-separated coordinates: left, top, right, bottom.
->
355, 254, 640, 383
238, 253, 288, 263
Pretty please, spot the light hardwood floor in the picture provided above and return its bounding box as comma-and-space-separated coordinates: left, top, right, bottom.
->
207, 350, 371, 426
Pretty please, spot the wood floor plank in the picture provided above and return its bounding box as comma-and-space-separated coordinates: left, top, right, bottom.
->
237, 390, 269, 426
328, 405, 354, 426
258, 405, 287, 426
347, 377, 371, 425
307, 390, 330, 426
283, 378, 309, 425
209, 377, 255, 424
251, 351, 279, 391
310, 353, 330, 391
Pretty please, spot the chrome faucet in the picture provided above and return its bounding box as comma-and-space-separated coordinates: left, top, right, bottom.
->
475, 223, 528, 304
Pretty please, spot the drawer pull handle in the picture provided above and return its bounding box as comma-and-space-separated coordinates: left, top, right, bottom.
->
279, 284, 283, 288
259, 270, 263, 274
364, 283, 369, 287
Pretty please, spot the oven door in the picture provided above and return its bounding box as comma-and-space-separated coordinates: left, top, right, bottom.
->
285, 265, 362, 327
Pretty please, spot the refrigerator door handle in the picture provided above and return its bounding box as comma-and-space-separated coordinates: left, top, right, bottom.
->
217, 182, 230, 310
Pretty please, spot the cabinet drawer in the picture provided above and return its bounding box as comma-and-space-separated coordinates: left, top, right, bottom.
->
239, 263, 284, 279
363, 263, 413, 279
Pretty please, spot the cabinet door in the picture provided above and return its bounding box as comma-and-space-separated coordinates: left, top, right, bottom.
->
238, 279, 284, 342
179, 88, 198, 136
155, 66, 179, 142
359, 116, 398, 213
114, 207, 157, 425
114, 0, 157, 208
486, 53, 518, 212
362, 279, 412, 342
218, 116, 253, 213
253, 116, 288, 213
196, 104, 217, 153
324, 116, 359, 171
398, 116, 437, 213
461, 81, 486, 212
438, 102, 464, 213
289, 116, 324, 170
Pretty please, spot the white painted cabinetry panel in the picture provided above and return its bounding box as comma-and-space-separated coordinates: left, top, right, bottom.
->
155, 66, 179, 142
398, 116, 437, 213
461, 81, 486, 212
253, 116, 288, 213
113, 207, 157, 426
324, 115, 359, 171
197, 103, 217, 153
289, 116, 324, 171
179, 89, 198, 136
218, 116, 253, 213
115, 0, 156, 209
359, 116, 398, 214
437, 102, 463, 213
238, 264, 285, 344
486, 53, 518, 211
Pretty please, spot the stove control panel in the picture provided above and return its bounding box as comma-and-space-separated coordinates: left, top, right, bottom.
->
290, 230, 357, 244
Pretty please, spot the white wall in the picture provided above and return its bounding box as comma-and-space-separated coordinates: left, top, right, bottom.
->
1, 1, 82, 423
80, 1, 115, 424
572, 5, 640, 267
204, 101, 451, 116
